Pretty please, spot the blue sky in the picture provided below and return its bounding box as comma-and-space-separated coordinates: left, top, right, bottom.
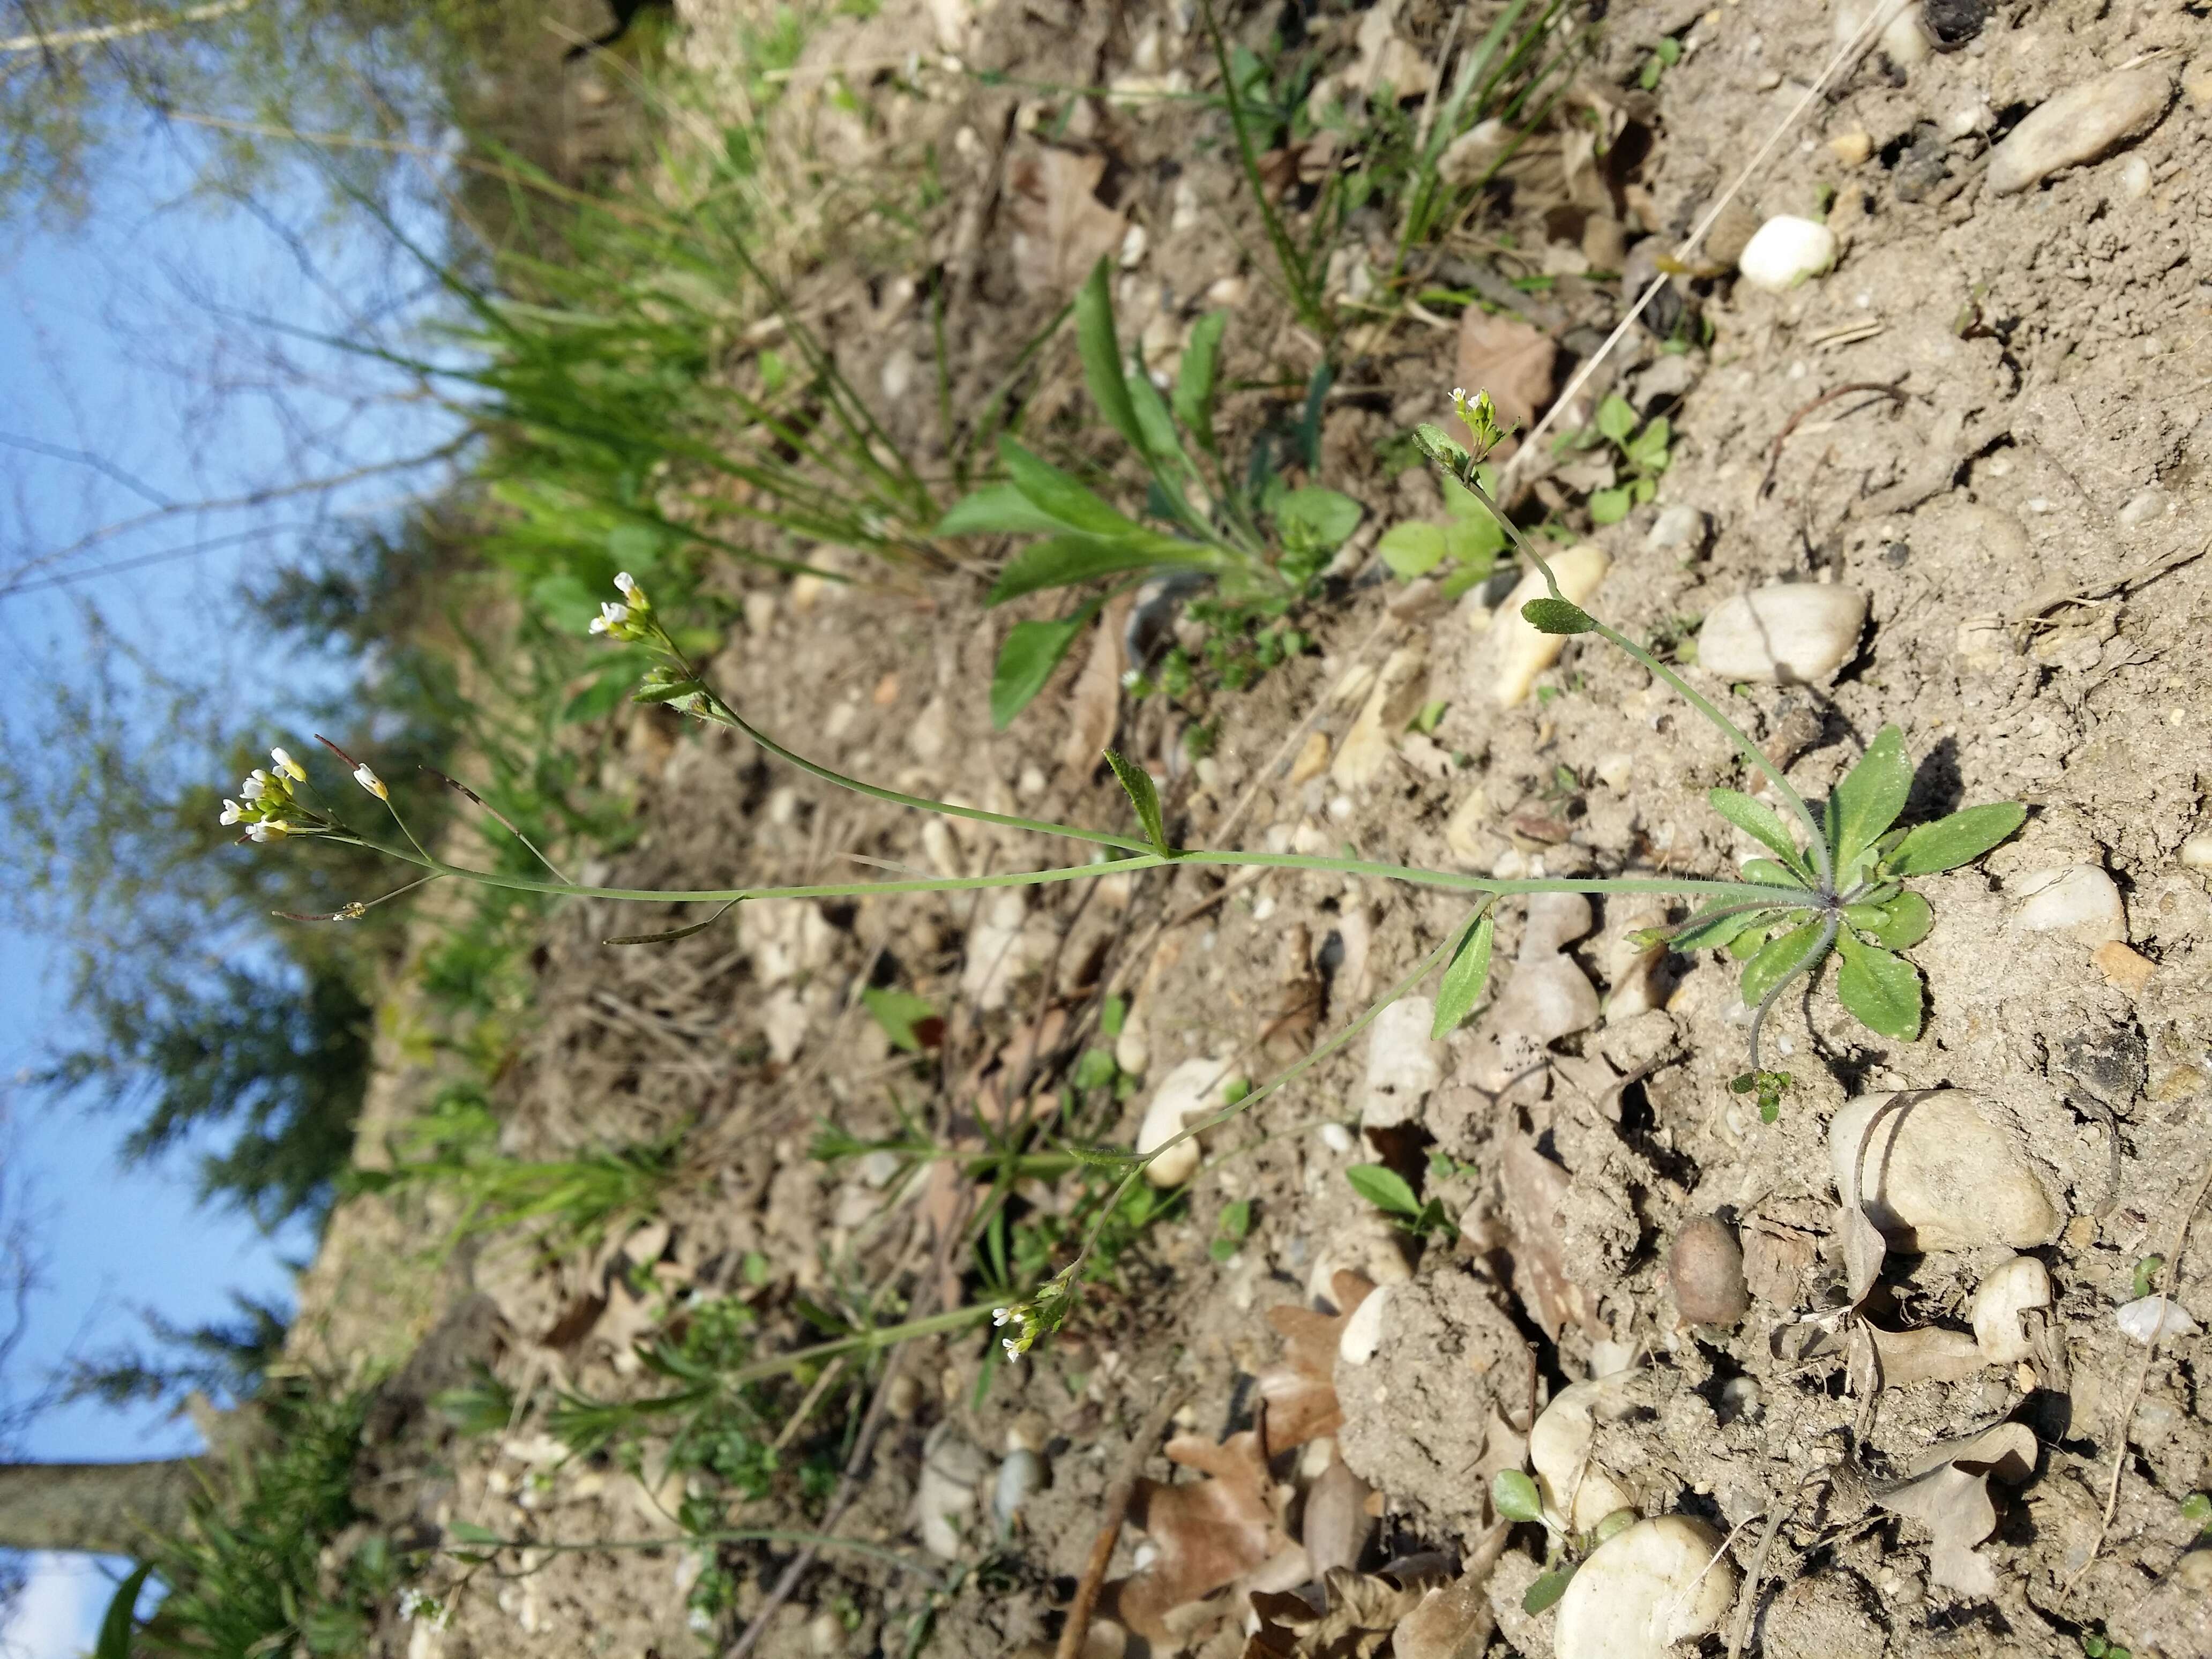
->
1, 117, 460, 1657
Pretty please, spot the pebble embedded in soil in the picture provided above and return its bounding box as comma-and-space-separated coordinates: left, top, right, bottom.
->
1971, 1256, 2052, 1364
1737, 216, 1839, 293
1528, 1374, 1639, 1531
1337, 1281, 1391, 1364
2180, 833, 2212, 872
1552, 1515, 1737, 1659
1829, 1090, 2062, 1253
1668, 1216, 1751, 1327
1694, 584, 1867, 685
1832, 0, 1930, 67
1135, 1057, 1239, 1187
992, 1448, 1045, 1534
1363, 996, 1443, 1128
1332, 644, 1429, 789
1489, 544, 1609, 706
2012, 863, 2127, 946
2116, 1294, 2202, 1346
1645, 503, 1705, 552
1987, 65, 2173, 196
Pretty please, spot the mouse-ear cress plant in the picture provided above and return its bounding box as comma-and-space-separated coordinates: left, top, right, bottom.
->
222, 385, 2024, 1342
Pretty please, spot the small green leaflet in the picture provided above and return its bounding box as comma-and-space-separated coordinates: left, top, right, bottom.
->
1827, 725, 1913, 873
1173, 310, 1227, 452
1103, 748, 1169, 852
1596, 394, 1637, 445
1740, 918, 1825, 1009
1708, 787, 1806, 872
1738, 856, 1809, 891
986, 532, 1194, 606
1523, 1565, 1577, 1615
861, 987, 939, 1052
1521, 597, 1596, 634
448, 1520, 505, 1547
1491, 1469, 1543, 1523
1670, 903, 1778, 952
1835, 932, 1923, 1039
1378, 521, 1447, 579
1275, 487, 1363, 551
94, 1563, 156, 1659
1431, 913, 1496, 1038
1346, 1163, 1422, 1217
937, 482, 1068, 538
992, 602, 1100, 728
997, 439, 1136, 539
1846, 890, 1932, 950
1075, 257, 1146, 455
1886, 801, 2027, 876
1587, 487, 1633, 526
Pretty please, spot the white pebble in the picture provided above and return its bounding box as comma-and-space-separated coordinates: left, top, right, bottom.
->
1490, 544, 1610, 706
1971, 1257, 2052, 1364
1737, 216, 1838, 293
1695, 584, 1867, 685
1529, 1376, 1638, 1530
2179, 834, 2212, 872
1135, 1057, 1239, 1187
1339, 1283, 1391, 1364
1554, 1516, 1737, 1659
2116, 1295, 2201, 1346
1829, 1090, 2061, 1253
2119, 488, 2168, 527
2118, 155, 2153, 198
1363, 997, 1443, 1128
1646, 504, 1705, 551
1318, 1122, 1355, 1155
1595, 751, 1635, 792
993, 1448, 1046, 1531
1832, 0, 1930, 68
2012, 864, 2126, 945
1988, 67, 2175, 196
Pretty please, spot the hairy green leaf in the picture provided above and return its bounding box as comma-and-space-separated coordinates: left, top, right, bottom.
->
987, 533, 1195, 606
1886, 801, 2027, 876
1275, 487, 1363, 551
1127, 371, 1187, 475
1378, 521, 1447, 579
1431, 913, 1496, 1038
1670, 903, 1782, 952
1828, 725, 1913, 872
1740, 918, 1826, 1010
1346, 1163, 1422, 1218
1709, 787, 1808, 871
1075, 257, 1146, 454
1587, 486, 1632, 525
1173, 310, 1228, 451
1523, 1566, 1576, 1616
1491, 1469, 1543, 1525
1846, 890, 1933, 950
1522, 597, 1596, 634
997, 439, 1135, 539
1739, 857, 1808, 891
1414, 421, 1473, 474
1103, 748, 1169, 852
937, 482, 1069, 539
1835, 933, 1923, 1039
991, 608, 1096, 729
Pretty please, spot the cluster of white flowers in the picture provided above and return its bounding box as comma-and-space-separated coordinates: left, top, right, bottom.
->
219, 748, 310, 842
397, 1588, 450, 1628
587, 570, 653, 641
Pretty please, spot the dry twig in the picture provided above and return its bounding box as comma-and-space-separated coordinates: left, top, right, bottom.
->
1055, 1385, 1189, 1659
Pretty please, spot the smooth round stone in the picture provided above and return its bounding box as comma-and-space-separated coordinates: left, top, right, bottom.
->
2012, 864, 2126, 945
1553, 1516, 1736, 1659
1738, 216, 1838, 293
1695, 584, 1867, 684
1829, 1090, 2061, 1253
1363, 997, 1443, 1128
1987, 66, 2173, 196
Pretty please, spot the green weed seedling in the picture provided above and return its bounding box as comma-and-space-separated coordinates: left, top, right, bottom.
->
223, 385, 2023, 1369
1490, 1467, 1636, 1614
1346, 1163, 1457, 1244
1377, 460, 1511, 596
939, 258, 1362, 726
1556, 392, 1673, 525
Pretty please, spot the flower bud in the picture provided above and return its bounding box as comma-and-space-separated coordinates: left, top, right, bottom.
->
353, 764, 387, 801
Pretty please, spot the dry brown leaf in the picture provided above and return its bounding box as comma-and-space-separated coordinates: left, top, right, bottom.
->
1258, 1272, 1377, 1448
1873, 1422, 2038, 1597
1393, 1526, 1510, 1659
1301, 1457, 1373, 1580
1453, 312, 1557, 437
1500, 1139, 1593, 1341
1058, 597, 1132, 776
1008, 147, 1130, 298
1247, 1562, 1448, 1659
1867, 1324, 1985, 1387
1114, 1431, 1288, 1642
1342, 0, 1433, 102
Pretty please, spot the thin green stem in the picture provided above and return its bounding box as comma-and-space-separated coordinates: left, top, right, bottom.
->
718, 1305, 990, 1389
1458, 472, 1835, 888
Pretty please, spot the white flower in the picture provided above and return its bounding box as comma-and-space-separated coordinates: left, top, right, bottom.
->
1451, 386, 1466, 400
1002, 1337, 1021, 1363
220, 799, 243, 825
613, 571, 638, 596
992, 1307, 1010, 1326
270, 747, 306, 781
246, 819, 289, 843
353, 764, 387, 801
241, 773, 266, 800
590, 600, 631, 636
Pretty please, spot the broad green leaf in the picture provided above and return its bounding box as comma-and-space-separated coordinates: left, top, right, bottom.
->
1173, 310, 1228, 451
1835, 933, 1923, 1039
1596, 394, 1637, 445
1627, 417, 1672, 470
1103, 748, 1170, 851
1523, 1565, 1577, 1616
1075, 257, 1146, 454
1440, 467, 1499, 520
1740, 919, 1825, 1010
937, 482, 1068, 538
861, 988, 939, 1052
95, 1564, 156, 1659
1072, 1047, 1119, 1090
1728, 922, 1777, 960
1414, 421, 1473, 474
1886, 801, 2027, 876
1587, 486, 1633, 525
1378, 521, 1447, 579
1346, 1163, 1422, 1218
1740, 856, 1809, 891
1275, 487, 1363, 551
987, 534, 1194, 606
1491, 1469, 1543, 1524
1670, 903, 1781, 952
1218, 1197, 1253, 1243
1847, 890, 1933, 950
1431, 913, 1496, 1038
1442, 511, 1505, 574
998, 439, 1136, 539
992, 607, 1097, 729
1709, 787, 1807, 870
1827, 725, 1913, 872
1100, 994, 1127, 1037
1522, 597, 1596, 634
1127, 370, 1188, 474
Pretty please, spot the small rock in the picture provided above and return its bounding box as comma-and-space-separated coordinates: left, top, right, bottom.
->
1834, 0, 1931, 65
1288, 729, 1331, 785
1594, 752, 1634, 793
915, 1427, 989, 1559
1444, 787, 1494, 869
1828, 128, 1873, 166
1955, 614, 2011, 672
1338, 1282, 1392, 1364
1645, 503, 1707, 552
2117, 155, 2153, 199
1364, 997, 1443, 1127
1492, 957, 1600, 1047
2116, 1295, 2200, 1346
1554, 1516, 1737, 1659
1333, 645, 1429, 787
2185, 55, 2212, 113
1489, 544, 1609, 706
1695, 584, 1867, 684
1529, 1374, 1639, 1531
1319, 1122, 1355, 1155
2092, 940, 2156, 995
1737, 215, 1838, 293
2180, 834, 2212, 872
1987, 66, 2173, 196
1971, 1256, 2051, 1364
2012, 864, 2126, 946
1628, 353, 1699, 410
1829, 1090, 2062, 1252
993, 1447, 1046, 1533
806, 1611, 846, 1657
2119, 488, 2169, 527
1669, 1217, 1750, 1327
1135, 1057, 1239, 1187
